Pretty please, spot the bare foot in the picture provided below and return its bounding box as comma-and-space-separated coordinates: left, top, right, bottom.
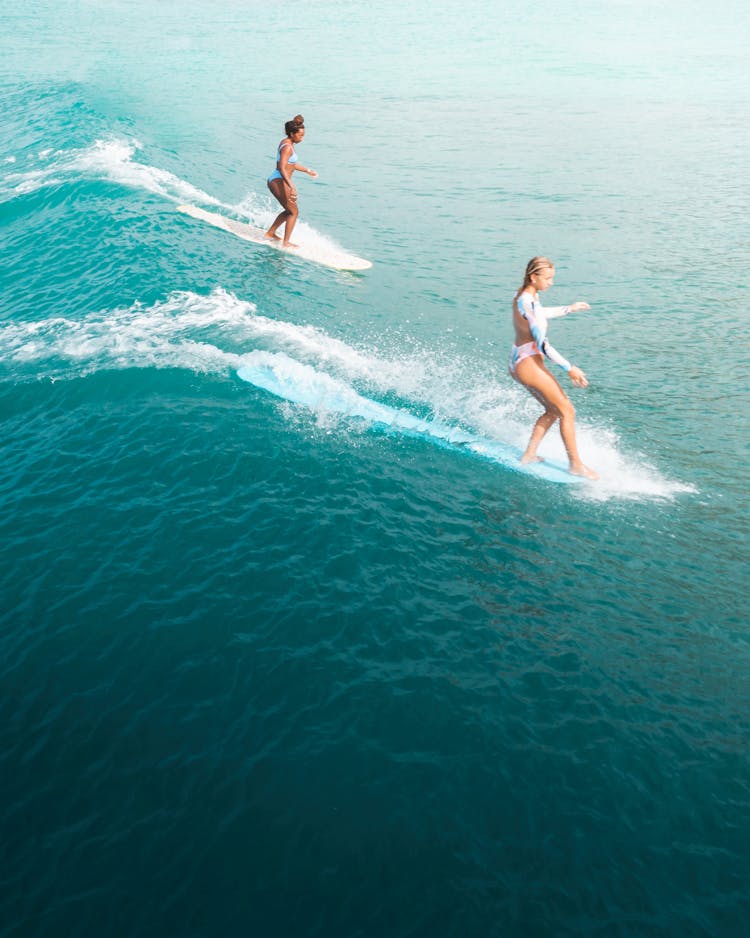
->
569, 463, 599, 480
281, 241, 299, 250
520, 453, 544, 464
264, 232, 281, 242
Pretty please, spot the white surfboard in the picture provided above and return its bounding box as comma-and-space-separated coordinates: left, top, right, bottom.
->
176, 204, 372, 272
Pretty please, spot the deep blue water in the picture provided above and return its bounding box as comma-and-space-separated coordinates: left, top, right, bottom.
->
1, 2, 749, 935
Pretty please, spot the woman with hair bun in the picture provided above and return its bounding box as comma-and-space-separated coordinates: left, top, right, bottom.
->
509, 256, 599, 479
265, 114, 317, 248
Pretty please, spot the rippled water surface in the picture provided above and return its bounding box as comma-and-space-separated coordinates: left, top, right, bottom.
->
1, 1, 749, 936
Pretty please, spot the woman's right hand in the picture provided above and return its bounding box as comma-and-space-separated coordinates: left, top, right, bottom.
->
568, 366, 589, 387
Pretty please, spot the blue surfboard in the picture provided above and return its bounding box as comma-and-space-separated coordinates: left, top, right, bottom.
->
237, 352, 584, 485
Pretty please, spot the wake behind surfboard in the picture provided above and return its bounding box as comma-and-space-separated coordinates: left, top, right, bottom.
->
236, 351, 586, 485
176, 204, 372, 272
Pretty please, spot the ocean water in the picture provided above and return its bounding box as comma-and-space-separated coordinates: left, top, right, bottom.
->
1, 1, 749, 935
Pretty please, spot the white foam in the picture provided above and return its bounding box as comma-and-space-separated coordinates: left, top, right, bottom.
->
1, 137, 224, 207
71, 139, 222, 205
0, 287, 695, 500
0, 288, 251, 378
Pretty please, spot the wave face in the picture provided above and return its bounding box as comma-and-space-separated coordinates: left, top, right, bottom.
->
1, 136, 356, 259
0, 288, 694, 499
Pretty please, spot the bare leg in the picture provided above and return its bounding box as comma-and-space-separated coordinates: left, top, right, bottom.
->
513, 356, 599, 479
266, 179, 299, 247
280, 198, 299, 247
520, 408, 558, 463
265, 211, 286, 241
265, 181, 286, 240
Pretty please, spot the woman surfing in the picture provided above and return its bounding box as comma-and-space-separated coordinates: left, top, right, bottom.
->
265, 114, 317, 249
509, 256, 599, 480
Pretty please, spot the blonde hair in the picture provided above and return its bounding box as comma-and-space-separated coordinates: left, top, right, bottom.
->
515, 256, 554, 300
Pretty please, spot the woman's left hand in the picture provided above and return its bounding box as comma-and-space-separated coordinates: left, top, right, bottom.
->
568, 366, 589, 388
308, 169, 318, 178
570, 302, 590, 313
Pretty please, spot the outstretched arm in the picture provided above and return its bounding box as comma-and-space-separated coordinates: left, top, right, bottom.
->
544, 301, 590, 319
543, 304, 570, 320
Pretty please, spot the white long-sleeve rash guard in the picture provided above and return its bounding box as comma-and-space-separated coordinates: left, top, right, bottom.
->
516, 292, 572, 371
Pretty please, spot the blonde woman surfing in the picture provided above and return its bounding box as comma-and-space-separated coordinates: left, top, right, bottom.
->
509, 256, 599, 480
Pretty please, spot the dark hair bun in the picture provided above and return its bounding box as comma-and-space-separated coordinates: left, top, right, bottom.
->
284, 114, 305, 135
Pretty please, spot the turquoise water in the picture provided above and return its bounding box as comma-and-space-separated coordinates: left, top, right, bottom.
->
2, 1, 749, 935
